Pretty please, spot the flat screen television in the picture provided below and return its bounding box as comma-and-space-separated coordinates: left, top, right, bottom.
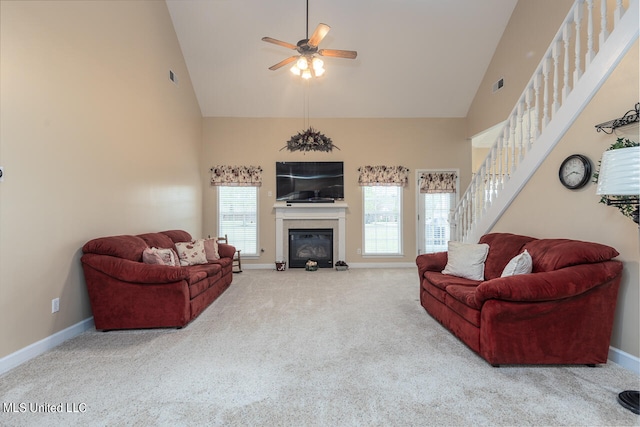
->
276, 161, 344, 202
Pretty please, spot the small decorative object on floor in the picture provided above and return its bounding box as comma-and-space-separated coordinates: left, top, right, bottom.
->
305, 260, 318, 271
335, 260, 349, 271
275, 261, 286, 271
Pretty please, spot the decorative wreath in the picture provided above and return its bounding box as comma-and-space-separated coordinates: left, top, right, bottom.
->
281, 127, 339, 152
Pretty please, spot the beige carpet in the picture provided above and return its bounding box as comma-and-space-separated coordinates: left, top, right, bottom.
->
1, 268, 639, 426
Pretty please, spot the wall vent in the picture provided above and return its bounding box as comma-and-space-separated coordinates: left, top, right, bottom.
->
169, 70, 178, 85
492, 77, 504, 93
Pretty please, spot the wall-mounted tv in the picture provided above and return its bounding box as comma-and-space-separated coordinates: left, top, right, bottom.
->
276, 161, 344, 202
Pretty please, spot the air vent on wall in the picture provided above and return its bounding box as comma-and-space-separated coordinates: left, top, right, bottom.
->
492, 77, 504, 93
169, 70, 178, 85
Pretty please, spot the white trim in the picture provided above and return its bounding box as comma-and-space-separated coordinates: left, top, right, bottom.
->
0, 317, 94, 376
244, 263, 416, 270
609, 346, 640, 374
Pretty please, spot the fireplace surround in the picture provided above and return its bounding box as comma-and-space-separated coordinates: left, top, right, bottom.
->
274, 202, 347, 266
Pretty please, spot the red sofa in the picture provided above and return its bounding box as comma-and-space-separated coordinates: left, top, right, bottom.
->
81, 230, 235, 331
416, 233, 622, 366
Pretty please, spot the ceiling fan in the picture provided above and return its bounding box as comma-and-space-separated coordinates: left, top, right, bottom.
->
261, 1, 357, 78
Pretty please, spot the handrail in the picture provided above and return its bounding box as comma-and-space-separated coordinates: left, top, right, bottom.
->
454, 0, 639, 242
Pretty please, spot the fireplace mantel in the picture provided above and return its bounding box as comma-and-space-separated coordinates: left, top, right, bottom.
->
274, 201, 347, 264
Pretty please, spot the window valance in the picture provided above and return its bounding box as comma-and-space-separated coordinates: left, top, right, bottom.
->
419, 172, 457, 193
358, 165, 409, 187
210, 165, 263, 186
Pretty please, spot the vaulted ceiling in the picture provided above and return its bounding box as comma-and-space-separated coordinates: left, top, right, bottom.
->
166, 0, 518, 118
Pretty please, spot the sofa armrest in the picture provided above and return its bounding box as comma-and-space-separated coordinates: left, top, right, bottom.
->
475, 260, 623, 304
217, 243, 237, 259
416, 251, 448, 278
81, 253, 189, 284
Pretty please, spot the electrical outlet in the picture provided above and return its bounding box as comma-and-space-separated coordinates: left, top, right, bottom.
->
357, 248, 361, 254
52, 298, 60, 313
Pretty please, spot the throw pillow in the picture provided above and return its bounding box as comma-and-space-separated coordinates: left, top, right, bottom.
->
203, 238, 220, 261
142, 247, 179, 266
175, 240, 208, 266
441, 241, 490, 281
500, 249, 533, 277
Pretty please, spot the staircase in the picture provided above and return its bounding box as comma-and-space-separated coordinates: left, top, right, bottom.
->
454, 0, 639, 243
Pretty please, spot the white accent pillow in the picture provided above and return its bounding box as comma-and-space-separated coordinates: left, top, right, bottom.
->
175, 239, 208, 266
501, 249, 533, 277
441, 241, 490, 281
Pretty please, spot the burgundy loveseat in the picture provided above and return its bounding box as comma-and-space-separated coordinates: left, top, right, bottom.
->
416, 233, 622, 366
81, 230, 235, 331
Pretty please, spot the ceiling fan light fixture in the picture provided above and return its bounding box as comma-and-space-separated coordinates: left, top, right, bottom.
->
296, 56, 309, 70
290, 65, 301, 76
312, 57, 324, 71
314, 67, 325, 77
301, 69, 312, 79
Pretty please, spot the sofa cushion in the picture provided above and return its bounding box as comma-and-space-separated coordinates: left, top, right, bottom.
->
424, 271, 481, 291
82, 235, 147, 262
479, 233, 537, 280
442, 241, 489, 281
175, 240, 208, 266
444, 285, 481, 326
524, 239, 619, 272
501, 250, 533, 277
161, 230, 193, 244
138, 233, 176, 251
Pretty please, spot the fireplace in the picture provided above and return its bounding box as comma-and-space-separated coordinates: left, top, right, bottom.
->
288, 229, 333, 268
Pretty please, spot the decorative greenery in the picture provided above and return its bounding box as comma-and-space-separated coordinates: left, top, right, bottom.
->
282, 127, 339, 152
592, 137, 639, 220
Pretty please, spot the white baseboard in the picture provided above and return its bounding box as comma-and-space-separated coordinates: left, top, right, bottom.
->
609, 346, 640, 375
242, 263, 417, 270
0, 317, 94, 376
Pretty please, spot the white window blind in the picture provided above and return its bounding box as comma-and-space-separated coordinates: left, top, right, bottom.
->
218, 186, 258, 255
423, 192, 455, 253
363, 186, 402, 255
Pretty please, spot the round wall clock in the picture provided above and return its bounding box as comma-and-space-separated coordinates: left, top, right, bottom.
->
559, 154, 592, 189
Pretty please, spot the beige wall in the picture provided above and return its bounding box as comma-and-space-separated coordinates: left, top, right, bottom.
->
466, 0, 574, 137
202, 118, 470, 266
0, 1, 203, 358
466, 0, 639, 358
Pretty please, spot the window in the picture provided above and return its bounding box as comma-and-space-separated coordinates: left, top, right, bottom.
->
363, 186, 402, 255
421, 192, 455, 253
417, 170, 458, 254
218, 186, 258, 256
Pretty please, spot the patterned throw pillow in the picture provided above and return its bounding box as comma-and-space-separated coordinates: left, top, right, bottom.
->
142, 247, 179, 266
175, 240, 208, 266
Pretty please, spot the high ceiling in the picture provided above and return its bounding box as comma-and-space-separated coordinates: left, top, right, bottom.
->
166, 0, 518, 118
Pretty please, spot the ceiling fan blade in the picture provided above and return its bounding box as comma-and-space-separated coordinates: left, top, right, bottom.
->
318, 49, 358, 59
308, 23, 330, 47
268, 56, 299, 71
262, 37, 297, 50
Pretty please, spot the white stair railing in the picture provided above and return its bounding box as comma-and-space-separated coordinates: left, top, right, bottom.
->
454, 0, 639, 243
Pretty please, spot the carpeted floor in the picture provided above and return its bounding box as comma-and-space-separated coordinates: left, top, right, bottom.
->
1, 268, 639, 426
